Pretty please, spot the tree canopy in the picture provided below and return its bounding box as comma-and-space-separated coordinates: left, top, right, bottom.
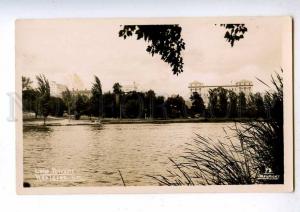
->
119, 23, 247, 75
220, 24, 248, 47
22, 76, 32, 91
119, 25, 185, 75
113, 82, 123, 94
36, 74, 50, 124
190, 92, 205, 116
90, 76, 103, 118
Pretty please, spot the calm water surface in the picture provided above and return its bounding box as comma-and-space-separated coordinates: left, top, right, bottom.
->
23, 122, 235, 186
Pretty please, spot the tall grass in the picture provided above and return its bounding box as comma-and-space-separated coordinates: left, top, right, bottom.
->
150, 72, 283, 185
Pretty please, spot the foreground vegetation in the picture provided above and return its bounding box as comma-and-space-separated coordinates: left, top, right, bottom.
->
150, 72, 284, 185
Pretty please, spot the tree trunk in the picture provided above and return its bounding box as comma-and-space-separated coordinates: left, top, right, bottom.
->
68, 105, 71, 121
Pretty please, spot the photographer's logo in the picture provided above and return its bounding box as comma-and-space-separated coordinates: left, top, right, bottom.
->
257, 167, 280, 182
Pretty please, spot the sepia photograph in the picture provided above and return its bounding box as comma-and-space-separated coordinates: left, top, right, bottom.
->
15, 17, 293, 193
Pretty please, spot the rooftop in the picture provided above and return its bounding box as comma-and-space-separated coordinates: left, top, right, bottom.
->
189, 80, 253, 88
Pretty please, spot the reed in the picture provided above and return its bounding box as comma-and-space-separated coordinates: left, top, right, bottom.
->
149, 71, 283, 185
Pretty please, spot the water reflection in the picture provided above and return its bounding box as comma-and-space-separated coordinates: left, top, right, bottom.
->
23, 123, 234, 187
23, 125, 53, 133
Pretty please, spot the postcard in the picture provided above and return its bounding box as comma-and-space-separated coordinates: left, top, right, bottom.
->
16, 17, 293, 194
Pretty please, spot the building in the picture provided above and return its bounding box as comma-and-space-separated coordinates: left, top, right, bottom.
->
50, 81, 68, 97
188, 80, 253, 106
71, 89, 92, 98
50, 81, 92, 98
123, 81, 139, 93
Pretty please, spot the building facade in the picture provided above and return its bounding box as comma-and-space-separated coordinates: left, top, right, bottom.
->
188, 80, 253, 106
71, 89, 92, 98
50, 81, 68, 97
50, 81, 92, 98
123, 81, 139, 93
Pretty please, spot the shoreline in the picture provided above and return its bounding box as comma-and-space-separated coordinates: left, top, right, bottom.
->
23, 117, 259, 127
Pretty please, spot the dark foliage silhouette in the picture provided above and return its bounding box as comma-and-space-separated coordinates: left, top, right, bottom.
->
190, 92, 205, 116
90, 76, 103, 118
119, 25, 186, 75
220, 24, 248, 47
208, 87, 228, 118
36, 74, 50, 125
119, 24, 247, 75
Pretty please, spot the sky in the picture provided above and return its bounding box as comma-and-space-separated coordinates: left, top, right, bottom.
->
16, 17, 287, 98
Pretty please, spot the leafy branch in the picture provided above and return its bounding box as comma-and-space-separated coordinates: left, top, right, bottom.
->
119, 25, 186, 75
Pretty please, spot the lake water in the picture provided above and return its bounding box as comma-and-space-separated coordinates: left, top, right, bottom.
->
23, 122, 235, 187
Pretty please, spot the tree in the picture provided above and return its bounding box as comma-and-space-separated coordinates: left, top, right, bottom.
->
264, 93, 272, 119
22, 76, 33, 91
49, 97, 66, 117
154, 96, 167, 119
144, 90, 156, 119
190, 92, 205, 117
113, 82, 122, 94
228, 91, 238, 118
254, 92, 265, 118
119, 25, 185, 75
103, 92, 115, 118
247, 93, 265, 118
112, 82, 123, 118
22, 76, 38, 115
220, 24, 248, 47
208, 89, 218, 118
122, 91, 144, 118
124, 99, 140, 118
218, 88, 228, 117
62, 88, 73, 119
22, 88, 38, 114
119, 24, 247, 75
90, 76, 103, 119
165, 95, 187, 118
246, 93, 257, 118
208, 87, 228, 118
74, 94, 88, 120
237, 92, 247, 118
36, 74, 50, 125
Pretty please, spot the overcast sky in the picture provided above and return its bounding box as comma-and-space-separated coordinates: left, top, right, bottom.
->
16, 17, 286, 98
